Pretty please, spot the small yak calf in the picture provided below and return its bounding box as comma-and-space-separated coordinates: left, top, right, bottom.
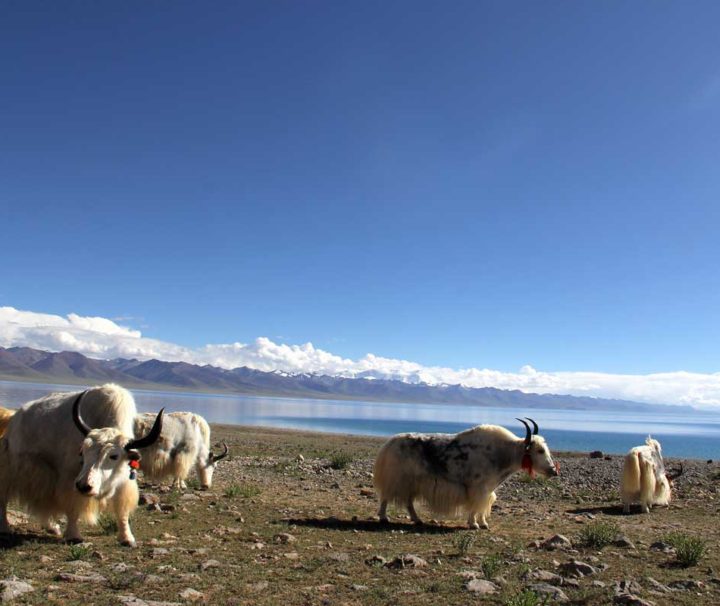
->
621, 436, 683, 514
374, 419, 558, 529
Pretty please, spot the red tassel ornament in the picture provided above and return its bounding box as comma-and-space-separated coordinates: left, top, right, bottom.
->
521, 452, 535, 477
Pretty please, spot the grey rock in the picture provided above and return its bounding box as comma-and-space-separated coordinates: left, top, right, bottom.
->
528, 583, 569, 602
559, 560, 598, 578
139, 493, 160, 506
384, 554, 428, 569
526, 570, 564, 586
200, 559, 221, 571
118, 596, 181, 606
589, 451, 604, 458
649, 541, 675, 553
668, 579, 704, 591
466, 579, 498, 594
615, 580, 643, 595
365, 555, 387, 567
541, 534, 573, 551
178, 588, 204, 602
273, 533, 297, 544
645, 577, 670, 593
0, 579, 34, 603
614, 536, 636, 549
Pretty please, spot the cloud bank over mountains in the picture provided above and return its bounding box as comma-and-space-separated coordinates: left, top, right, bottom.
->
1, 306, 719, 407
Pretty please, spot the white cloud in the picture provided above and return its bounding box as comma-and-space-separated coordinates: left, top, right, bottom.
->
1, 306, 720, 407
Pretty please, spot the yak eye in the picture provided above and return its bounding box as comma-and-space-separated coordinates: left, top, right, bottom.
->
109, 454, 119, 461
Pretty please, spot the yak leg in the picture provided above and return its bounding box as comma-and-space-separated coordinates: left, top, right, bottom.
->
64, 511, 84, 544
0, 499, 9, 534
622, 502, 631, 514
378, 500, 389, 523
407, 500, 423, 525
468, 489, 494, 530
39, 516, 61, 536
114, 480, 139, 547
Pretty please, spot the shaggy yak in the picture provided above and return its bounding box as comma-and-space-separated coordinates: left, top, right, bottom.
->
620, 436, 683, 514
0, 384, 163, 546
133, 411, 228, 490
0, 407, 14, 437
373, 418, 558, 529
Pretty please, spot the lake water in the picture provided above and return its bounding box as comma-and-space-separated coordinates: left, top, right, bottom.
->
2, 380, 719, 459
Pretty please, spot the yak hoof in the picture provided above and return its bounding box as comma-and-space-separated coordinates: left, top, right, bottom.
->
468, 522, 480, 530
378, 517, 390, 525
65, 537, 85, 545
120, 539, 137, 548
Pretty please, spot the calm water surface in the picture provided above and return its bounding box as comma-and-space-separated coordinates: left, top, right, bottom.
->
2, 380, 719, 459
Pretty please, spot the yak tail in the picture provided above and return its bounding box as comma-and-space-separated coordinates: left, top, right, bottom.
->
621, 451, 641, 503
0, 407, 15, 438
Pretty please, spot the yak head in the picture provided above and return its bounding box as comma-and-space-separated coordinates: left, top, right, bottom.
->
198, 442, 229, 490
72, 391, 164, 498
517, 418, 559, 478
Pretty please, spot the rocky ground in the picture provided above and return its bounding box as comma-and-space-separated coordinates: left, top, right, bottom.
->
1, 425, 719, 605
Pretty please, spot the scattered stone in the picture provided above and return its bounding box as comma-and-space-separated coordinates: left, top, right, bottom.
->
615, 580, 643, 595
143, 575, 163, 585
273, 533, 297, 544
151, 548, 170, 558
540, 534, 572, 550
351, 584, 368, 591
613, 594, 655, 606
200, 559, 221, 571
528, 583, 569, 603
180, 494, 199, 502
327, 551, 350, 563
359, 488, 374, 497
559, 560, 598, 578
614, 536, 636, 549
668, 580, 704, 591
526, 569, 564, 586
113, 563, 132, 574
645, 577, 670, 593
0, 579, 34, 602
384, 554, 428, 569
589, 451, 604, 458
466, 579, 498, 594
55, 572, 107, 584
365, 555, 387, 567
139, 493, 160, 506
649, 541, 675, 553
39, 555, 53, 564
296, 454, 305, 462
247, 581, 268, 592
178, 588, 204, 602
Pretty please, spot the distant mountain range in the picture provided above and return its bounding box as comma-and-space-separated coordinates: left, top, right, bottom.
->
0, 346, 691, 412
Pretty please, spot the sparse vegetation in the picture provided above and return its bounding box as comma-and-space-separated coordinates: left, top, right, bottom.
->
481, 552, 503, 579
665, 531, 707, 567
67, 543, 92, 560
328, 451, 353, 470
505, 589, 545, 606
224, 483, 260, 498
453, 531, 477, 556
578, 520, 620, 549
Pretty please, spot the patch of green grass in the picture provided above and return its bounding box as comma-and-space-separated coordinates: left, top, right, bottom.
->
67, 543, 92, 560
225, 483, 261, 498
328, 452, 353, 470
578, 520, 619, 549
505, 589, 547, 606
664, 532, 707, 567
481, 553, 503, 579
97, 513, 118, 536
453, 531, 477, 556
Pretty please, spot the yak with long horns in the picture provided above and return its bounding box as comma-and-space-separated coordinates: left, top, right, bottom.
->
373, 418, 559, 530
133, 411, 228, 490
0, 384, 163, 546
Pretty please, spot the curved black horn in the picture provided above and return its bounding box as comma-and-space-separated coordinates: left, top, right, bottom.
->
667, 463, 684, 481
516, 418, 532, 446
211, 442, 229, 463
525, 417, 539, 435
72, 390, 91, 436
125, 408, 164, 451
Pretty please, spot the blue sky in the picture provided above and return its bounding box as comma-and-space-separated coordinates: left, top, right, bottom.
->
2, 2, 720, 391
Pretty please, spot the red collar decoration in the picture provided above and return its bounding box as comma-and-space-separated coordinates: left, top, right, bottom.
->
129, 459, 140, 480
521, 451, 535, 478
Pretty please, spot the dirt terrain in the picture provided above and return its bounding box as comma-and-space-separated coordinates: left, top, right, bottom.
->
1, 424, 719, 605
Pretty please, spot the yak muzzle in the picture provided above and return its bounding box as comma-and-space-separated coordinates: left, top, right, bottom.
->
75, 480, 93, 495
